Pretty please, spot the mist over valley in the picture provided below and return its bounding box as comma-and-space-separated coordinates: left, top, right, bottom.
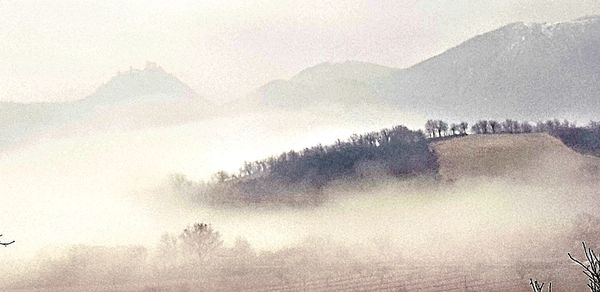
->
2, 7, 600, 291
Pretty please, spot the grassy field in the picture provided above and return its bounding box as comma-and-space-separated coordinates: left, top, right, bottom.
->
432, 133, 600, 182
11, 262, 587, 292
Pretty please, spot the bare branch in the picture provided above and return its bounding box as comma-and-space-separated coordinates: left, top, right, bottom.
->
569, 242, 600, 292
0, 234, 15, 247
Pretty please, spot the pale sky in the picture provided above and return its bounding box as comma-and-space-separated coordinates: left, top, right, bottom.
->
1, 0, 599, 103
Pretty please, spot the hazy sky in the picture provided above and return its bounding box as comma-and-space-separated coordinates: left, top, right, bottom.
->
1, 0, 599, 103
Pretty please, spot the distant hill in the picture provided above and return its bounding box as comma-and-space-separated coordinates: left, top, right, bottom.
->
290, 61, 395, 86
0, 63, 212, 149
79, 62, 200, 106
245, 16, 600, 121
246, 61, 395, 108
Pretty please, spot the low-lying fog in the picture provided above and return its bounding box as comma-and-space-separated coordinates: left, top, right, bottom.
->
0, 108, 424, 260
3, 107, 600, 291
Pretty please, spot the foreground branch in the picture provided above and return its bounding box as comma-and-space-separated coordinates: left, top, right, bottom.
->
568, 242, 600, 292
0, 234, 15, 247
530, 278, 552, 292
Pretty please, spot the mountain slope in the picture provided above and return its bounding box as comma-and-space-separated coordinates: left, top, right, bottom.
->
381, 16, 600, 120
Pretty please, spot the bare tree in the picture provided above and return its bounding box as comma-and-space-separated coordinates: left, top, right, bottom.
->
512, 120, 522, 133
535, 121, 547, 132
450, 123, 459, 136
503, 119, 515, 133
489, 120, 500, 134
179, 223, 223, 263
437, 120, 449, 137
459, 122, 469, 134
471, 120, 489, 134
379, 129, 391, 145
425, 120, 437, 138
212, 171, 230, 183
545, 120, 559, 132
522, 121, 533, 133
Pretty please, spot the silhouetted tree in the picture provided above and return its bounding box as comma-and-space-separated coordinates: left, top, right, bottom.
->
502, 119, 515, 133
489, 120, 500, 134
436, 120, 449, 137
545, 119, 561, 132
512, 120, 521, 133
425, 120, 437, 138
522, 122, 533, 133
471, 120, 490, 134
535, 121, 547, 132
450, 123, 459, 136
562, 119, 574, 129
459, 122, 469, 134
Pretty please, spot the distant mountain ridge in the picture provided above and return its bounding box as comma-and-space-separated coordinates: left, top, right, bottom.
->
248, 15, 600, 121
290, 61, 395, 86
245, 61, 395, 108
3, 15, 600, 149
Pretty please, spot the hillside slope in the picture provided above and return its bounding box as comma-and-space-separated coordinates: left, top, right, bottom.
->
382, 16, 600, 120
432, 133, 600, 182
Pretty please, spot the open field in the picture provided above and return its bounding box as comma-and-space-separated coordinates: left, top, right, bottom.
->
433, 133, 600, 181
11, 261, 588, 292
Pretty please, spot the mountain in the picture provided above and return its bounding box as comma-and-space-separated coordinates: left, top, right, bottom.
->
0, 63, 212, 149
246, 61, 395, 108
290, 61, 396, 86
5, 16, 600, 149
382, 15, 600, 121
79, 62, 200, 107
246, 16, 600, 121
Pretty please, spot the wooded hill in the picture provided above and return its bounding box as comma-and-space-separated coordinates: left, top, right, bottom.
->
185, 125, 437, 206
170, 119, 600, 207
